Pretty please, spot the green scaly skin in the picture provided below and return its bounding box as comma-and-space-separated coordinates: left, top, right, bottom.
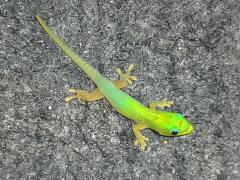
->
36, 16, 193, 149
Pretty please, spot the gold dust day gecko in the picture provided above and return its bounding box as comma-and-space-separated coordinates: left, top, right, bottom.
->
36, 16, 193, 150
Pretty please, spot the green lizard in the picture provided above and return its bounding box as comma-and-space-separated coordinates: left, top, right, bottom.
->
36, 16, 193, 150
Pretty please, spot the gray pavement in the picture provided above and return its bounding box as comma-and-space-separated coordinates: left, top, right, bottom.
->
0, 0, 240, 179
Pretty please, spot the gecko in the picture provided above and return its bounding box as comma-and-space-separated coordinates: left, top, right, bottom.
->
36, 16, 193, 150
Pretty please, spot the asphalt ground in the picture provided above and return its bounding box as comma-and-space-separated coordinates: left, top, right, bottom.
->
0, 0, 240, 179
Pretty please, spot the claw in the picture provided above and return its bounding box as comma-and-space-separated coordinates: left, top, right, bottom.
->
149, 98, 174, 109
158, 98, 174, 108
65, 89, 87, 102
116, 64, 137, 85
134, 136, 149, 151
65, 96, 75, 102
128, 64, 134, 71
68, 88, 77, 93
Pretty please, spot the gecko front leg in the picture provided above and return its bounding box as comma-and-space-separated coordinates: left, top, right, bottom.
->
132, 123, 149, 151
65, 64, 137, 102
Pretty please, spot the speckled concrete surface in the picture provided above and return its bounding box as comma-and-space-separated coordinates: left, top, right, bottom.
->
0, 0, 240, 179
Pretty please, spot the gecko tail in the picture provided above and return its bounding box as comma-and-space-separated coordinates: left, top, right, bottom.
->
35, 15, 105, 86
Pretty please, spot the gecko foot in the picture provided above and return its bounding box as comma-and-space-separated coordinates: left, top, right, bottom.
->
134, 135, 149, 151
149, 98, 174, 109
65, 88, 88, 102
116, 64, 137, 84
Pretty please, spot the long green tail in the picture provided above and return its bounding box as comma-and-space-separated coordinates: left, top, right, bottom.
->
36, 16, 108, 87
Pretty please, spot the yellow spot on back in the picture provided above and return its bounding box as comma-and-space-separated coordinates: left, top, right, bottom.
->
178, 120, 183, 127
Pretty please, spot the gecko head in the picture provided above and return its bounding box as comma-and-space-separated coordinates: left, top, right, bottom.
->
155, 112, 193, 137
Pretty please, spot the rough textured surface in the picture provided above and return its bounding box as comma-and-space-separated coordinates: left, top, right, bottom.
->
0, 0, 240, 179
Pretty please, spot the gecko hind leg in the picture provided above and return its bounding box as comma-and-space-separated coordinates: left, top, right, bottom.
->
65, 64, 137, 102
65, 88, 102, 102
149, 98, 174, 110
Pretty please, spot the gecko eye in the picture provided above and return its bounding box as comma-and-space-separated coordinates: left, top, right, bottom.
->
171, 130, 179, 135
176, 113, 183, 118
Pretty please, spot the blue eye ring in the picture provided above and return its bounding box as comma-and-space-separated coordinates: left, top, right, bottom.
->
171, 129, 179, 135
